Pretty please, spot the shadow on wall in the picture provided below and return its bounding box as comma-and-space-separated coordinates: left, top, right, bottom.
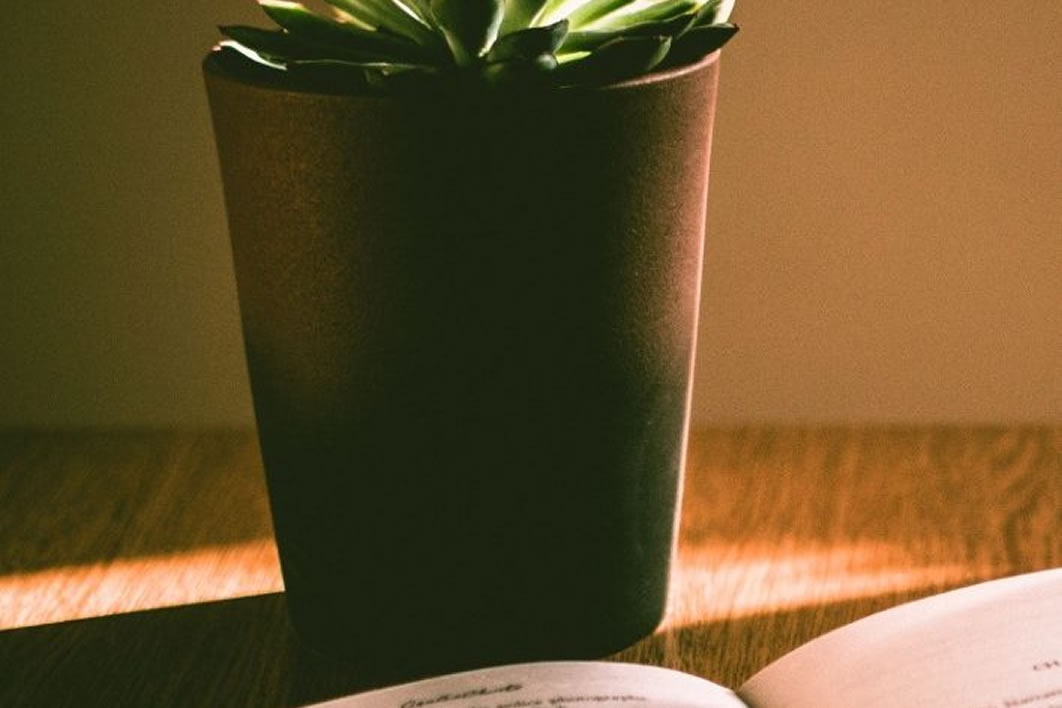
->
1, 1, 1060, 425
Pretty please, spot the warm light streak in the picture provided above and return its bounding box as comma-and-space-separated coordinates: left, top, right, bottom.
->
1, 536, 992, 634
664, 539, 990, 628
0, 540, 283, 630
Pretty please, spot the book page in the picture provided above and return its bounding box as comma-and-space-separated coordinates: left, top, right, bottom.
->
308, 661, 747, 708
738, 568, 1062, 708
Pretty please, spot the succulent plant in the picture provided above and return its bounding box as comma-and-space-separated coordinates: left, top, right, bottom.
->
215, 0, 738, 91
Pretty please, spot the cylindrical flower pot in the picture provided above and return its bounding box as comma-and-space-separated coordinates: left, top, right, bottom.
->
204, 51, 720, 681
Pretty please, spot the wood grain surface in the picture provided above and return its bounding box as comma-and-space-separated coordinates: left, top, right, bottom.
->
0, 426, 1058, 706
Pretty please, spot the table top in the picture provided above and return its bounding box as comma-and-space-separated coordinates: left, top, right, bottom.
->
0, 426, 1058, 706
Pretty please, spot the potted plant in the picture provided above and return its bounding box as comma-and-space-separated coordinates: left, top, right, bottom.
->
204, 0, 737, 682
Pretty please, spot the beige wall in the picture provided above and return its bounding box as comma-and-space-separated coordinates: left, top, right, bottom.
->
1, 2, 1059, 426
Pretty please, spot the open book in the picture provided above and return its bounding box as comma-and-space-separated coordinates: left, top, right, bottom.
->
309, 569, 1062, 708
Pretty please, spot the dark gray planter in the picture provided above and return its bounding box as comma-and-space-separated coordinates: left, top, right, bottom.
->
204, 51, 721, 682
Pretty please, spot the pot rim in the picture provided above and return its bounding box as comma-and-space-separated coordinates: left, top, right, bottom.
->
203, 48, 721, 99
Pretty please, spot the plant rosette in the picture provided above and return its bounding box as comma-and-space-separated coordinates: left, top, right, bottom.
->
215, 0, 737, 92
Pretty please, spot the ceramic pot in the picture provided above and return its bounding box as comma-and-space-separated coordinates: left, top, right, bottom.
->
204, 51, 721, 681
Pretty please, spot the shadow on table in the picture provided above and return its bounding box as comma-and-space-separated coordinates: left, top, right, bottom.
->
0, 593, 379, 708
614, 578, 986, 688
0, 580, 984, 708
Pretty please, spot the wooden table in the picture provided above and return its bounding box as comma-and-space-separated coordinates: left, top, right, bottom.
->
0, 427, 1058, 706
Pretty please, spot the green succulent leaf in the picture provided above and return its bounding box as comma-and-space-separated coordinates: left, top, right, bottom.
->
565, 0, 630, 29
258, 0, 434, 62
555, 34, 671, 85
482, 52, 558, 85
688, 0, 722, 28
318, 0, 387, 28
696, 0, 735, 25
487, 20, 568, 63
216, 34, 434, 87
599, 0, 699, 30
395, 0, 436, 26
558, 30, 607, 53
214, 41, 289, 72
220, 25, 393, 63
322, 0, 438, 46
636, 10, 699, 36
499, 0, 552, 34
664, 22, 737, 65
220, 26, 333, 60
560, 12, 694, 53
620, 0, 700, 26
431, 0, 505, 63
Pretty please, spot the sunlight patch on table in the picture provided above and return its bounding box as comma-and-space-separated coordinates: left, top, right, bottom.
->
665, 538, 990, 628
1, 535, 994, 632
0, 539, 284, 629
